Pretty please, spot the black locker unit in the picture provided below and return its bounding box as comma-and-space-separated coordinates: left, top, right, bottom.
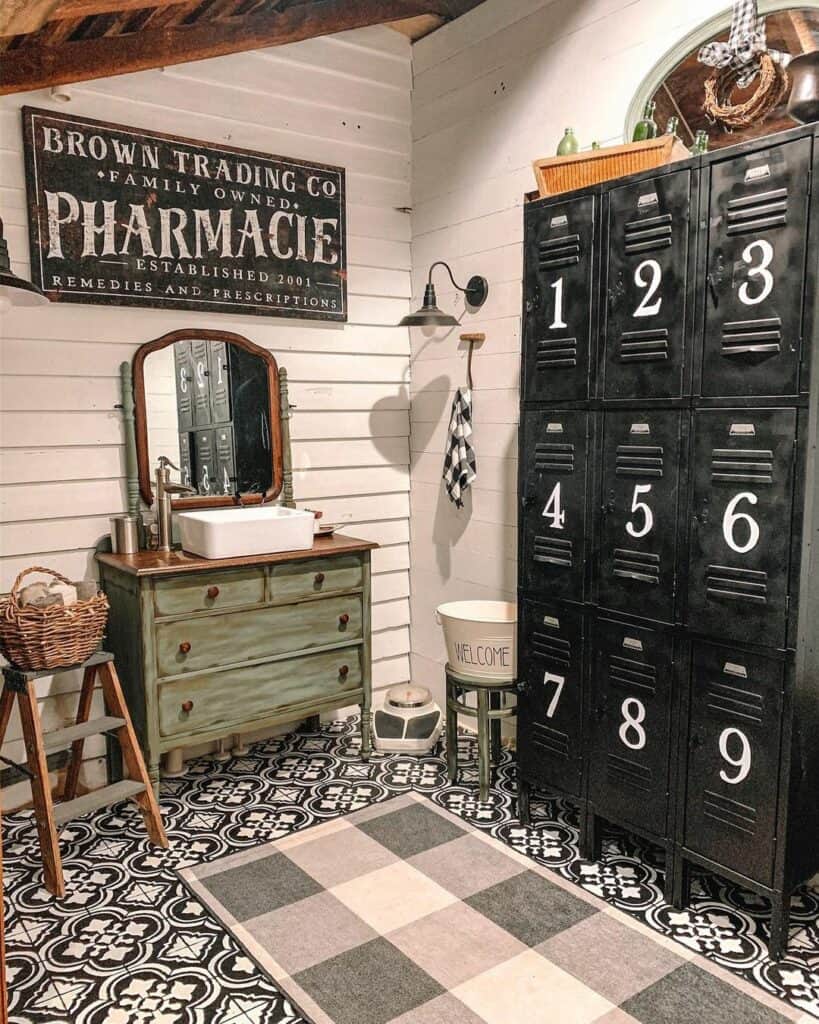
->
517, 124, 819, 958
173, 339, 272, 497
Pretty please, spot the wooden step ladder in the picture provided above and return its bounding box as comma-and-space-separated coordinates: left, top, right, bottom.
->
0, 651, 167, 896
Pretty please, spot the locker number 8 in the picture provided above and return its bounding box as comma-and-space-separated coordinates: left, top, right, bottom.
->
722, 492, 760, 554
719, 727, 752, 785
619, 698, 647, 750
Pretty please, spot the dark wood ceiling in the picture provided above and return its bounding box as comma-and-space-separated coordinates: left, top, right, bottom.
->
0, 0, 487, 95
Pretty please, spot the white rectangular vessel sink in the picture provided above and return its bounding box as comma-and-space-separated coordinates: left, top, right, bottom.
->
178, 506, 315, 559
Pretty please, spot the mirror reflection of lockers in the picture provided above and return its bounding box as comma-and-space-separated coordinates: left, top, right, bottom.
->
134, 328, 284, 510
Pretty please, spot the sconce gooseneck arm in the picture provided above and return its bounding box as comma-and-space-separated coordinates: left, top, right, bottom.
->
427, 260, 469, 295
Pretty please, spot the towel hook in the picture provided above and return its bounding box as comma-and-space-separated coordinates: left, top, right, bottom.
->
461, 332, 485, 390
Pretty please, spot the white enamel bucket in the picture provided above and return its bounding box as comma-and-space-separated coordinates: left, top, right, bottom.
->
435, 600, 517, 681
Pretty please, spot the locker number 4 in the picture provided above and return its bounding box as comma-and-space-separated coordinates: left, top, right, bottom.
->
542, 482, 566, 530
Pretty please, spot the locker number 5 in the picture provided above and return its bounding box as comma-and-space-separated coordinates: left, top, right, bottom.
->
626, 484, 654, 539
722, 492, 760, 554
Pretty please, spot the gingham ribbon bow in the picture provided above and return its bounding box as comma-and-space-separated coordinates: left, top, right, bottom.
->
699, 0, 789, 87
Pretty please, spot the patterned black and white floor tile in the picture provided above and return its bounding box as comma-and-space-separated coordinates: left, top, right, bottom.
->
3, 716, 819, 1022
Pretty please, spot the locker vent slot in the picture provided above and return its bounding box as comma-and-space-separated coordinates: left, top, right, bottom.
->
706, 682, 764, 724
533, 536, 573, 568
616, 445, 664, 478
706, 564, 768, 604
532, 631, 571, 666
703, 789, 757, 835
710, 448, 773, 484
538, 234, 581, 269
618, 328, 669, 362
624, 213, 672, 253
607, 753, 652, 792
536, 337, 578, 369
609, 655, 657, 694
725, 188, 787, 235
613, 549, 660, 585
535, 443, 575, 472
532, 722, 570, 759
721, 317, 782, 358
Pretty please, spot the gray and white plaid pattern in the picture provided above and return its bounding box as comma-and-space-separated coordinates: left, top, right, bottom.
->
443, 386, 476, 508
699, 0, 789, 87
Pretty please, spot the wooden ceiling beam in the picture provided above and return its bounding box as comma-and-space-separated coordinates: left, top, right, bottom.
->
0, 0, 486, 94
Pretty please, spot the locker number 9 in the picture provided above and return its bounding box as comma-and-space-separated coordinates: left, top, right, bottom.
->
719, 727, 752, 785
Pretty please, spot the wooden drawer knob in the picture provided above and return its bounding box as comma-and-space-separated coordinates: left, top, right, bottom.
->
181, 700, 194, 713
207, 585, 220, 600
179, 641, 192, 654
339, 613, 350, 625
314, 572, 325, 585
339, 665, 349, 677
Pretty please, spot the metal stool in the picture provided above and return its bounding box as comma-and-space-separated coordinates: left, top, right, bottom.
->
445, 665, 516, 802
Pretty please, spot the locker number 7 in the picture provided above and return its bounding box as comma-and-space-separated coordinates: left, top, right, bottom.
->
543, 671, 565, 718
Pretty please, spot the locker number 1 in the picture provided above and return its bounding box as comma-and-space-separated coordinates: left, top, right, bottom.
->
549, 278, 567, 330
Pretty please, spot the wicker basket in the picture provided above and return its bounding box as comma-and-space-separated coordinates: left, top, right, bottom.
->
0, 567, 108, 671
532, 136, 691, 199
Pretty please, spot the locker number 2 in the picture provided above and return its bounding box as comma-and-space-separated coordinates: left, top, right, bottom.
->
722, 492, 760, 554
739, 239, 774, 307
543, 671, 565, 719
719, 727, 752, 784
542, 482, 566, 530
626, 484, 654, 539
633, 259, 663, 318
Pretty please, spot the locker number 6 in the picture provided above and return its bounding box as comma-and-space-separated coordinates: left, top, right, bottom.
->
722, 492, 760, 554
719, 727, 752, 785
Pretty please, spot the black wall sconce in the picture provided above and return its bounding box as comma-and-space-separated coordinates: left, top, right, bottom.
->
0, 218, 48, 307
398, 260, 488, 327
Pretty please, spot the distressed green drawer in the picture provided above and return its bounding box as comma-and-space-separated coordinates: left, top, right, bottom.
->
270, 554, 364, 602
153, 567, 265, 617
155, 593, 362, 677
158, 646, 363, 738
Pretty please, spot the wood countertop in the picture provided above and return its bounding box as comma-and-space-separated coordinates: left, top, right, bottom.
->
96, 532, 377, 578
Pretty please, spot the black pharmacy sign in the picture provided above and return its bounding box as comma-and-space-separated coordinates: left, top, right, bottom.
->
22, 107, 347, 321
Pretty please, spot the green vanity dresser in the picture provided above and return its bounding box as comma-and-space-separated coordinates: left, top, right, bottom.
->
97, 533, 376, 787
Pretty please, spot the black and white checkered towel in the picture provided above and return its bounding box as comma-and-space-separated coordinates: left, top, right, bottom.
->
699, 0, 788, 87
442, 386, 476, 508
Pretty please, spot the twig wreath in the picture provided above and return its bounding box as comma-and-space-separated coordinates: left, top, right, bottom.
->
703, 51, 790, 129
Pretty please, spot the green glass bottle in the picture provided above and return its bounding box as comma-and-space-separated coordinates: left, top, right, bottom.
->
591, 141, 601, 150
664, 115, 680, 138
556, 128, 579, 156
690, 129, 710, 155
632, 100, 658, 142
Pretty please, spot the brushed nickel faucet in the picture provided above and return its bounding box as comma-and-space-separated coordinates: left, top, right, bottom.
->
156, 456, 196, 552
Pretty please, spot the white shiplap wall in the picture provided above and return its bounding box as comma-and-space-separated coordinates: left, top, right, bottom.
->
407, 0, 737, 703
0, 25, 412, 806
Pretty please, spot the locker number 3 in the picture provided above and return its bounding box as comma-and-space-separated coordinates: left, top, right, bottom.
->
722, 492, 760, 554
619, 698, 647, 750
739, 239, 774, 307
719, 727, 752, 784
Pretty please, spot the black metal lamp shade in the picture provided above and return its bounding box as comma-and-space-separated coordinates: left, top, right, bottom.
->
0, 218, 48, 307
398, 261, 488, 327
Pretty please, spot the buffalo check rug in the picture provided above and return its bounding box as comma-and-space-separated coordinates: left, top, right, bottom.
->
180, 791, 801, 1024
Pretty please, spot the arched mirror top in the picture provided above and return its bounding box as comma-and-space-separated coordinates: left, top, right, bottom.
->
133, 328, 283, 509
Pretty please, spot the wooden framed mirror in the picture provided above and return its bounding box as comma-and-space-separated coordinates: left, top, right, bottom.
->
133, 328, 283, 509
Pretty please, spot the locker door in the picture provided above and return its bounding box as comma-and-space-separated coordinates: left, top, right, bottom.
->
523, 195, 595, 403
701, 137, 811, 397
208, 341, 232, 424
604, 169, 691, 399
518, 600, 584, 798
521, 410, 590, 602
193, 429, 216, 495
214, 425, 237, 496
598, 411, 682, 623
683, 641, 783, 885
178, 432, 193, 489
687, 409, 795, 646
588, 617, 674, 837
173, 342, 194, 431
191, 340, 212, 427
